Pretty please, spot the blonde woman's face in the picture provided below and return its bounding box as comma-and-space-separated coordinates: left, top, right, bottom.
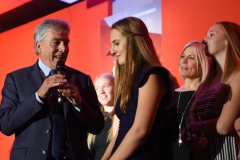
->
203, 24, 228, 56
179, 46, 200, 79
110, 29, 127, 65
94, 77, 114, 106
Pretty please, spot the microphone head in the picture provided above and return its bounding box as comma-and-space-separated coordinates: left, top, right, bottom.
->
56, 60, 65, 73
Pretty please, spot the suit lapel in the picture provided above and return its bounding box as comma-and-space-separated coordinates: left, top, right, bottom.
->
29, 61, 44, 92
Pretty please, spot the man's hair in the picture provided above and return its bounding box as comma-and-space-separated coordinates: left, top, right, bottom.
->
34, 19, 70, 54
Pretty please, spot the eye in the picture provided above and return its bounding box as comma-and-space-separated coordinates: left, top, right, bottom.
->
188, 56, 195, 60
104, 84, 110, 88
180, 55, 185, 58
64, 40, 70, 45
210, 33, 214, 37
52, 41, 60, 46
114, 42, 119, 46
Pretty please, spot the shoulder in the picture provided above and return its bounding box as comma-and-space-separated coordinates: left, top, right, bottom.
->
228, 70, 240, 89
65, 66, 92, 81
66, 66, 88, 76
8, 63, 37, 77
140, 66, 170, 75
137, 66, 172, 86
65, 66, 93, 86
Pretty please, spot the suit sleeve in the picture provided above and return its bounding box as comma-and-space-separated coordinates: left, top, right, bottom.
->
0, 73, 44, 136
69, 74, 104, 135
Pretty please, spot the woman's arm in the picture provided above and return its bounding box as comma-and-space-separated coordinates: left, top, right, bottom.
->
234, 117, 240, 159
217, 73, 240, 135
109, 73, 167, 159
235, 117, 240, 137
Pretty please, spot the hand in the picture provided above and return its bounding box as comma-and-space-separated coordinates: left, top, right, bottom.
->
187, 136, 208, 153
187, 121, 204, 136
37, 74, 67, 99
58, 82, 82, 106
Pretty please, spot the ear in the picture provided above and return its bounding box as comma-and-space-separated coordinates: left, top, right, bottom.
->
36, 41, 42, 54
225, 39, 228, 46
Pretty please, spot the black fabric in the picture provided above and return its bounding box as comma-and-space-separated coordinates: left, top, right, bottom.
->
166, 91, 195, 160
111, 66, 173, 160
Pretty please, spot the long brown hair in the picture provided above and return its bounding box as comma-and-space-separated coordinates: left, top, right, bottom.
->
191, 22, 240, 112
112, 17, 161, 113
217, 22, 240, 83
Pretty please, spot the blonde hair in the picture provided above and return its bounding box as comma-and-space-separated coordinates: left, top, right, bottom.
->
112, 17, 161, 114
179, 41, 210, 82
87, 73, 114, 149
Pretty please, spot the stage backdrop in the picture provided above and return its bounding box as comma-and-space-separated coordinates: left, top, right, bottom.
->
0, 0, 240, 159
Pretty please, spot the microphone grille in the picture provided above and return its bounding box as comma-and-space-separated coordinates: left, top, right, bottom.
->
56, 60, 65, 72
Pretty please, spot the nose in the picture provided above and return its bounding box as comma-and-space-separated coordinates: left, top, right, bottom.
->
182, 57, 188, 63
111, 45, 116, 56
202, 38, 207, 45
97, 87, 105, 94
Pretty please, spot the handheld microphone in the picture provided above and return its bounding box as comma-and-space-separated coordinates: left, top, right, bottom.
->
56, 60, 65, 104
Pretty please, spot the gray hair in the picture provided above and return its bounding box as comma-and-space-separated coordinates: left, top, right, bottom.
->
34, 19, 70, 54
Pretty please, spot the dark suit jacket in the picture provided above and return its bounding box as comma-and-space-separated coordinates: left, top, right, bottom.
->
0, 61, 104, 160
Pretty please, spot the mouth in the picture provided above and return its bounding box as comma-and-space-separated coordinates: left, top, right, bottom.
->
54, 55, 66, 61
114, 55, 120, 59
181, 67, 188, 70
100, 95, 107, 99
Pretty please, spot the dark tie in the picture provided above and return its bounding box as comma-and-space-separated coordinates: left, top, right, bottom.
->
47, 70, 66, 160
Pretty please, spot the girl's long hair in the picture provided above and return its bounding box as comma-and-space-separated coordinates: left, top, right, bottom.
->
191, 21, 240, 112
112, 17, 161, 114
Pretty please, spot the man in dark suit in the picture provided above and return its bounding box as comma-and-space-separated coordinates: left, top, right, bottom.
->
0, 19, 104, 160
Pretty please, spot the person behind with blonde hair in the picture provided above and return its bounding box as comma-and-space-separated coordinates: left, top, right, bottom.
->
167, 41, 210, 160
183, 22, 240, 159
88, 73, 117, 160
102, 17, 173, 160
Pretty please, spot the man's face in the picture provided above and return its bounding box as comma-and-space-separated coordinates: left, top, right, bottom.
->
36, 29, 70, 69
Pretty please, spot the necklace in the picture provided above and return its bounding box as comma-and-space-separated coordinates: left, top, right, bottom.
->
177, 89, 196, 147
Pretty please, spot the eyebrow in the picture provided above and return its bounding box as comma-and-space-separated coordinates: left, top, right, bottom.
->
53, 38, 70, 42
111, 39, 119, 43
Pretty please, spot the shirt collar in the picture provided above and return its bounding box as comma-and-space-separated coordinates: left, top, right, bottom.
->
38, 58, 51, 77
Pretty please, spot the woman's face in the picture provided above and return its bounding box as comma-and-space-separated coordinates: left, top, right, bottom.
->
179, 46, 200, 79
203, 24, 228, 56
110, 29, 127, 65
94, 77, 114, 106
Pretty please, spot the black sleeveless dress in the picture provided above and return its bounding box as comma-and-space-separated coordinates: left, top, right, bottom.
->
111, 66, 173, 160
167, 91, 196, 160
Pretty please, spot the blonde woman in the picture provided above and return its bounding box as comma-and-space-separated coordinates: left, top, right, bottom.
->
167, 41, 210, 160
88, 73, 117, 160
